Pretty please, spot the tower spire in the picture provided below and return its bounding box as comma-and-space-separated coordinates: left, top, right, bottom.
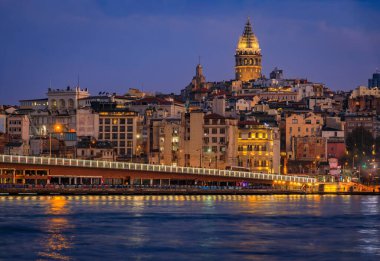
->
243, 17, 253, 37
235, 18, 262, 82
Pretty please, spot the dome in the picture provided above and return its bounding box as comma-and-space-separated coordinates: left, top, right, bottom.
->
236, 18, 260, 53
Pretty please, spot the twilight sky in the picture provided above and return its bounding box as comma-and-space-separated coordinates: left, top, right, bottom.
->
0, 0, 379, 104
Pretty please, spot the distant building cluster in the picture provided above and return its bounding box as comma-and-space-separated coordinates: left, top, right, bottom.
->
0, 19, 379, 178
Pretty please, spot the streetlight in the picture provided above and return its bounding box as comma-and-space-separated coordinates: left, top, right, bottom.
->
196, 148, 203, 168
352, 154, 358, 169
49, 123, 62, 157
207, 147, 212, 168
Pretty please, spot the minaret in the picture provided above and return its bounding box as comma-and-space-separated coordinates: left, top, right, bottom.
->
235, 18, 262, 82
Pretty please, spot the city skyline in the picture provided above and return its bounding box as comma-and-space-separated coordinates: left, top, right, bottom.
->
1, 0, 380, 104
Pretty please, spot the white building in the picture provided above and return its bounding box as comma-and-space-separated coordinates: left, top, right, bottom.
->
47, 86, 90, 111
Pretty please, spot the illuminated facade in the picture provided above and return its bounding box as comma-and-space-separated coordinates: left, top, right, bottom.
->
235, 18, 262, 82
237, 121, 280, 174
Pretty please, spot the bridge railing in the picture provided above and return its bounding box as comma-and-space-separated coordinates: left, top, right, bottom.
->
0, 154, 316, 184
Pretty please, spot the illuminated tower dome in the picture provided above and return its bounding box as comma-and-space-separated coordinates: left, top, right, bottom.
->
235, 18, 262, 82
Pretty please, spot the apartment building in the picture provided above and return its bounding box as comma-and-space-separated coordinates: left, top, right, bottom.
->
94, 103, 139, 158
237, 121, 280, 174
285, 112, 324, 159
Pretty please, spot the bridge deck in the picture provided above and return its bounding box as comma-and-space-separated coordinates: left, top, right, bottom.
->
0, 155, 316, 184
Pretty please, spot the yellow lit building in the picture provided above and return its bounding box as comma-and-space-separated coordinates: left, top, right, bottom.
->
237, 121, 280, 174
235, 18, 262, 82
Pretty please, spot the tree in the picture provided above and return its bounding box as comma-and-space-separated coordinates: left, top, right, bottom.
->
346, 127, 374, 160
376, 136, 380, 154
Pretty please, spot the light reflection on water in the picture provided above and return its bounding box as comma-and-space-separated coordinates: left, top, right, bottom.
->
0, 195, 379, 260
38, 196, 74, 261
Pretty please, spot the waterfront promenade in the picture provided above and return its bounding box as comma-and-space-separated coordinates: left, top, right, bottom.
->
1, 184, 379, 196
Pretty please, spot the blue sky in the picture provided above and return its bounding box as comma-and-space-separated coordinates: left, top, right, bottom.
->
0, 0, 379, 104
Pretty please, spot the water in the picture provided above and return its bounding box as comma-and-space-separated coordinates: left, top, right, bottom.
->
0, 195, 379, 260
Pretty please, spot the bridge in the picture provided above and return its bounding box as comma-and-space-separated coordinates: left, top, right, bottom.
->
0, 155, 316, 187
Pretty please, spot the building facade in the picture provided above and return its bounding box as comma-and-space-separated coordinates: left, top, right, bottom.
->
95, 103, 139, 158
203, 113, 238, 169
237, 121, 280, 174
285, 112, 324, 159
235, 18, 262, 82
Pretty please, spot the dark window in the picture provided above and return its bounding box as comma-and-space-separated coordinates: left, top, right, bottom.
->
105, 118, 110, 124
127, 118, 133, 124
120, 119, 125, 124
112, 126, 118, 132
127, 126, 133, 132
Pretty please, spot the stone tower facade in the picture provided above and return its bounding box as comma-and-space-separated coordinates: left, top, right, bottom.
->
235, 18, 262, 82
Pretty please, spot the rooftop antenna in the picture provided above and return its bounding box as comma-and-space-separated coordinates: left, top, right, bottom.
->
198, 55, 201, 65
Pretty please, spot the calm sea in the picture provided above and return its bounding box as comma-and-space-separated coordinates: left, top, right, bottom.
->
0, 195, 379, 260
